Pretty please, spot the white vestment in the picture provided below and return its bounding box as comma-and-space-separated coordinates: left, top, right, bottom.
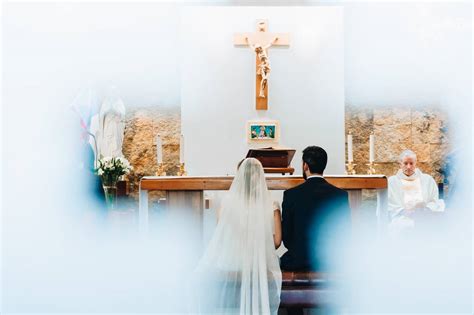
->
388, 168, 445, 230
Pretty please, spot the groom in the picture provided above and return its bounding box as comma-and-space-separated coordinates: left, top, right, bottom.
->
280, 146, 350, 271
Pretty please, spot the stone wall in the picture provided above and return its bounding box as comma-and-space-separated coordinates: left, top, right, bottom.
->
120, 105, 450, 202
345, 105, 450, 182
122, 106, 180, 199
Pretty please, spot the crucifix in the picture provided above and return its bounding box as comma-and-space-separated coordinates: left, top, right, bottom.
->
234, 20, 290, 110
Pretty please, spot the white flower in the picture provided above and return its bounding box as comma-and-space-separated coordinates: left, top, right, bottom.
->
96, 156, 132, 177
102, 156, 112, 163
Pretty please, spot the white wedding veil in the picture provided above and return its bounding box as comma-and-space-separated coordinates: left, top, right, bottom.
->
191, 158, 282, 314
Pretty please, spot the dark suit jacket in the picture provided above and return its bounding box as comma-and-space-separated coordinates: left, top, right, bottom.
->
280, 176, 350, 271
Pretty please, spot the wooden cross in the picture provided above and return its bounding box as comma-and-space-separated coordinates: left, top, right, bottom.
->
234, 20, 290, 110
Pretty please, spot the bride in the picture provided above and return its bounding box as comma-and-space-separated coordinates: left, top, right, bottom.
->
192, 158, 282, 314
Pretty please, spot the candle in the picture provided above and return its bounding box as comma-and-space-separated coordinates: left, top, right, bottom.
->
156, 135, 163, 164
347, 134, 353, 162
369, 134, 375, 163
179, 134, 184, 164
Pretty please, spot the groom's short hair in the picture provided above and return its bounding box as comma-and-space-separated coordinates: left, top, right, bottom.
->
303, 146, 328, 174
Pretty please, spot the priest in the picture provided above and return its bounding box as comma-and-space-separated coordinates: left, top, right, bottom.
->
388, 149, 445, 231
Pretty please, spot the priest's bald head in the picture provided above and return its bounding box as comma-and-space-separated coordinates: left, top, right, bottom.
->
399, 149, 417, 176
302, 146, 328, 180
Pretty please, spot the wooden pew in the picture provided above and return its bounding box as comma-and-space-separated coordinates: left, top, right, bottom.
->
280, 271, 342, 313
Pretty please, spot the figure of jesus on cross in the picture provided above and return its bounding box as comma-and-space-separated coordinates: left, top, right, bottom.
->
234, 20, 290, 110
246, 36, 279, 98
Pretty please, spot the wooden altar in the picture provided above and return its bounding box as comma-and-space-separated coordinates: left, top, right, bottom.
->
138, 175, 388, 234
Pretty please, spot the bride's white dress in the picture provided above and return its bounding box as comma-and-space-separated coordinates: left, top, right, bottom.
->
191, 158, 282, 314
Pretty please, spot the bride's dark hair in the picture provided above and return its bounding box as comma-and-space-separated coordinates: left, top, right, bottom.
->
237, 158, 245, 170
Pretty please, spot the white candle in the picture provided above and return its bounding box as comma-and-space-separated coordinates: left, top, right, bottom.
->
369, 134, 375, 163
179, 134, 184, 164
156, 135, 163, 164
347, 134, 353, 162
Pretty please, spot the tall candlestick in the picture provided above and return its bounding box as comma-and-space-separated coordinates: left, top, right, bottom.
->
369, 134, 375, 163
347, 134, 353, 162
156, 135, 163, 164
179, 135, 184, 164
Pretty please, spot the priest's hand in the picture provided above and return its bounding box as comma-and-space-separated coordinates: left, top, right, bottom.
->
414, 201, 427, 209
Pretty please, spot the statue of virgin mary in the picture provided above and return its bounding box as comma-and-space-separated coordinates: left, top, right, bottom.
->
90, 87, 126, 159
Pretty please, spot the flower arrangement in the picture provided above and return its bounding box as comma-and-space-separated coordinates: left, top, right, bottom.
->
96, 156, 133, 186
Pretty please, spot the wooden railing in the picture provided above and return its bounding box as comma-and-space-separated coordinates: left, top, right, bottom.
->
138, 175, 388, 234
